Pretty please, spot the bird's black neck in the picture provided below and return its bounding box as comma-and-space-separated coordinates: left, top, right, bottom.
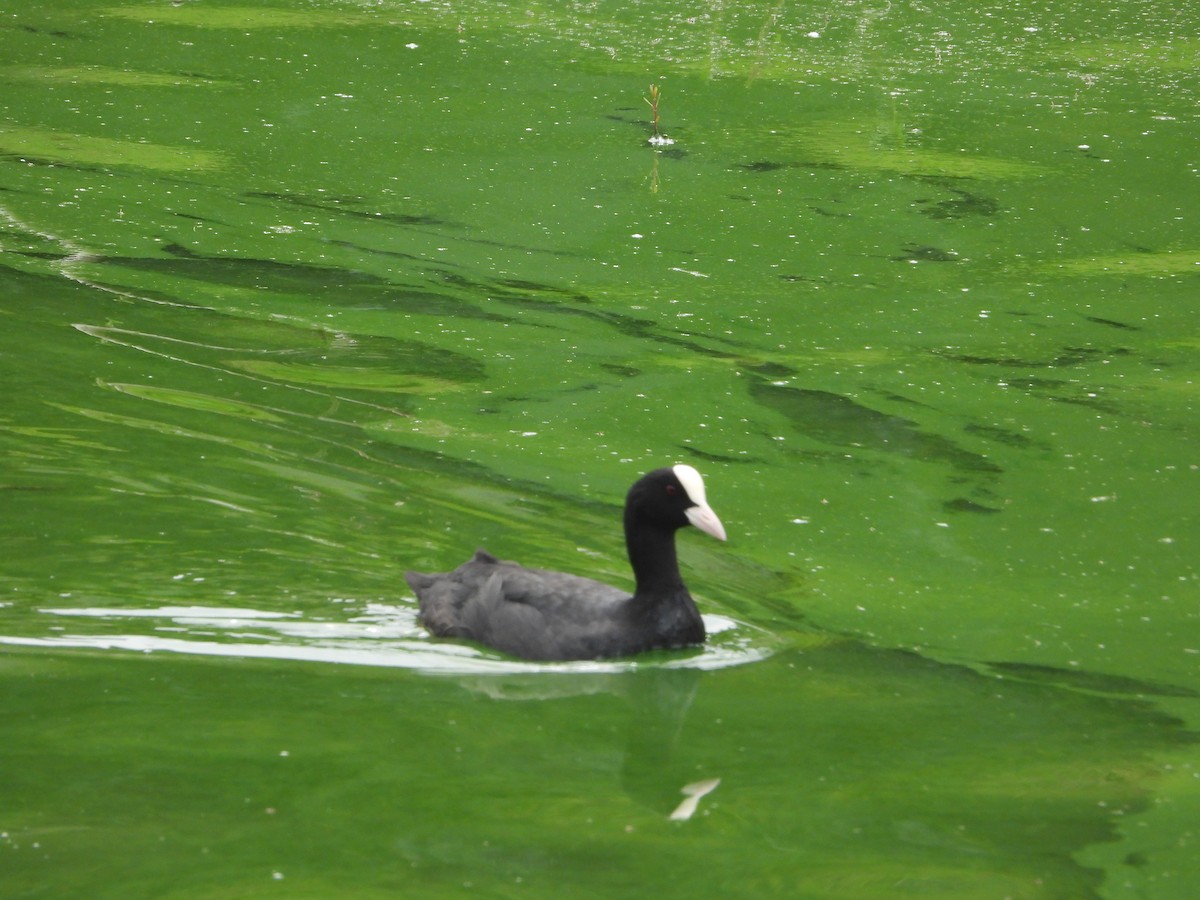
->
625, 517, 686, 598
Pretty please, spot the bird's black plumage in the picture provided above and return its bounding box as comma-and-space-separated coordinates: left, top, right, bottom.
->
405, 465, 726, 661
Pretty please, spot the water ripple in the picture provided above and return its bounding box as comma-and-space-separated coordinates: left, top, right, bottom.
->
0, 605, 771, 676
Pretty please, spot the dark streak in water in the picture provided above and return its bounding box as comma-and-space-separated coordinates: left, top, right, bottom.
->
749, 380, 1003, 475
738, 160, 789, 173
496, 278, 592, 304
935, 346, 1132, 368
738, 160, 845, 173
965, 423, 1047, 450
943, 497, 1002, 514
678, 446, 759, 465
891, 244, 960, 263
244, 191, 446, 228
93, 244, 511, 324
172, 211, 231, 227
5, 23, 81, 39
1083, 315, 1140, 331
325, 239, 423, 263
0, 154, 108, 174
8, 250, 72, 261
244, 190, 586, 259
988, 662, 1200, 700
428, 268, 755, 357
599, 363, 641, 377
914, 186, 1002, 220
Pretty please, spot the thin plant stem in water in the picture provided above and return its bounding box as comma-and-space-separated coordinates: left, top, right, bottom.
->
644, 83, 661, 136
644, 83, 675, 147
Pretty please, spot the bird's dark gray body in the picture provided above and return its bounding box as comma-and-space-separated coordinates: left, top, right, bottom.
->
407, 549, 704, 661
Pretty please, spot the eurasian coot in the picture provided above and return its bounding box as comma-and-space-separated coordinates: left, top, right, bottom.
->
405, 465, 726, 661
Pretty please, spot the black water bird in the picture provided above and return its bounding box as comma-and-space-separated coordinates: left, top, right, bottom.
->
405, 465, 726, 661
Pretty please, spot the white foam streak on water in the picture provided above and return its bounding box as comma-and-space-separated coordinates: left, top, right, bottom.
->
1, 606, 769, 676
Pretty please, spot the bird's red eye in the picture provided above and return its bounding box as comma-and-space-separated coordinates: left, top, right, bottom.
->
665, 484, 677, 496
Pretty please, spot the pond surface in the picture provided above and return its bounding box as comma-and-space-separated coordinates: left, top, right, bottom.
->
2, 1, 1198, 896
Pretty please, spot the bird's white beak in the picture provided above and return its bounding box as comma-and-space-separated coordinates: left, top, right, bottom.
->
686, 503, 727, 542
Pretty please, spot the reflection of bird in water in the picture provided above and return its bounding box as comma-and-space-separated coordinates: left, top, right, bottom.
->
621, 666, 720, 818
455, 664, 720, 819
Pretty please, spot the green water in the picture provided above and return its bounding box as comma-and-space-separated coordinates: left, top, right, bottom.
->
2, 1, 1198, 896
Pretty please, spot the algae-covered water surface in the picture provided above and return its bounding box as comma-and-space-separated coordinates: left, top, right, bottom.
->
2, 1, 1198, 896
